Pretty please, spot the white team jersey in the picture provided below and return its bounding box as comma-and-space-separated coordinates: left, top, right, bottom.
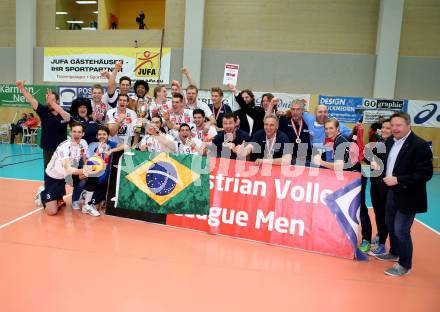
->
191, 125, 217, 141
175, 137, 203, 155
102, 90, 135, 108
46, 139, 88, 180
140, 133, 176, 153
169, 109, 194, 125
106, 107, 138, 144
185, 100, 213, 118
150, 99, 172, 114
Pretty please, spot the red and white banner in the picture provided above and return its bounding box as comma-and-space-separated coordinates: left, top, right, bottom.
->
167, 158, 362, 259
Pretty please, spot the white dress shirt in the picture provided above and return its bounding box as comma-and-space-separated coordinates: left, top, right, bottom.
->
386, 131, 411, 177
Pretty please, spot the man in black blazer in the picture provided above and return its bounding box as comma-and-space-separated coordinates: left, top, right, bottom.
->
374, 112, 433, 276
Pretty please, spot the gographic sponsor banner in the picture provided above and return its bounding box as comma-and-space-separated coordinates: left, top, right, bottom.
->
318, 95, 363, 123
167, 158, 361, 259
362, 110, 396, 124
408, 100, 440, 128
361, 98, 407, 124
44, 47, 171, 84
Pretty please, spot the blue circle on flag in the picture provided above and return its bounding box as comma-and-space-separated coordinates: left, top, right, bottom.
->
146, 161, 177, 196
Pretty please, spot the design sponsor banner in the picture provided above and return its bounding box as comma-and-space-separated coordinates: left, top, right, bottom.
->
361, 98, 407, 124
166, 158, 361, 259
408, 100, 440, 128
0, 84, 57, 107
115, 151, 210, 214
318, 96, 363, 123
255, 92, 311, 112
44, 47, 171, 84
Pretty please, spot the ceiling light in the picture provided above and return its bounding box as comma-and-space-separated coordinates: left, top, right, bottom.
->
66, 21, 84, 24
93, 11, 98, 14
76, 1, 97, 4
56, 11, 68, 15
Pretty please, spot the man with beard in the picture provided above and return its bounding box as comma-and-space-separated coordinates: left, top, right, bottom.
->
35, 122, 89, 216
184, 84, 215, 124
211, 113, 251, 160
227, 83, 265, 137
191, 109, 217, 142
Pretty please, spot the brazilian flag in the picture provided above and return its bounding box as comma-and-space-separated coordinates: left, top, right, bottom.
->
115, 150, 210, 214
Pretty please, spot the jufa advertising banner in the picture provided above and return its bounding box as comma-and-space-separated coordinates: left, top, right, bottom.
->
44, 47, 171, 84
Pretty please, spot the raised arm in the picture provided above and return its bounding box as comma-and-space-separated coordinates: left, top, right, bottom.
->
46, 89, 70, 122
181, 67, 196, 87
105, 61, 122, 95
16, 80, 38, 110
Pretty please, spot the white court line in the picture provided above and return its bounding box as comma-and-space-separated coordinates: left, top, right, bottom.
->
0, 189, 72, 230
363, 206, 439, 236
0, 177, 43, 182
415, 219, 440, 236
0, 207, 43, 230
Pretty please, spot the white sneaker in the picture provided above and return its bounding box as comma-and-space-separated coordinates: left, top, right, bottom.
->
82, 204, 100, 217
71, 201, 81, 210
35, 186, 44, 207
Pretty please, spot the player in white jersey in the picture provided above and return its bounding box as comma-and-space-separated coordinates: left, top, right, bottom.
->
175, 123, 206, 155
139, 117, 177, 153
36, 122, 89, 216
191, 108, 217, 142
106, 94, 138, 145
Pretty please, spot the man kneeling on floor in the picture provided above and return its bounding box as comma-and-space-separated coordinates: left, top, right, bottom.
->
36, 122, 93, 216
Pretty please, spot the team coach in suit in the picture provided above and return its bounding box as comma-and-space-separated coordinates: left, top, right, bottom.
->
374, 112, 433, 276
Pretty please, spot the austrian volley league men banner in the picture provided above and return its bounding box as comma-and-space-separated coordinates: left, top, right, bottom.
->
167, 158, 361, 259
44, 47, 171, 84
113, 151, 362, 259
318, 95, 363, 123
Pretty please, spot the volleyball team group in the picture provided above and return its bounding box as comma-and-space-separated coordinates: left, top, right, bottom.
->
15, 61, 433, 277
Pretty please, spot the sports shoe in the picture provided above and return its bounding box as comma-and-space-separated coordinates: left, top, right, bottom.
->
368, 244, 386, 256
71, 201, 81, 210
384, 263, 411, 276
34, 186, 44, 207
358, 240, 370, 253
82, 204, 100, 217
370, 235, 380, 248
375, 253, 399, 262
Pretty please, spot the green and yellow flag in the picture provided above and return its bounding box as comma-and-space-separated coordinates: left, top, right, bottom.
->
115, 151, 210, 214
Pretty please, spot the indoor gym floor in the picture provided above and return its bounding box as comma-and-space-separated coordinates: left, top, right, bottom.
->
1, 144, 439, 312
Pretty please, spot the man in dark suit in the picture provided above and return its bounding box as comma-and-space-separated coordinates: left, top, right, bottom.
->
374, 112, 433, 276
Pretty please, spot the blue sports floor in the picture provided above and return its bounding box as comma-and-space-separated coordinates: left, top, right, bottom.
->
1, 143, 439, 233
